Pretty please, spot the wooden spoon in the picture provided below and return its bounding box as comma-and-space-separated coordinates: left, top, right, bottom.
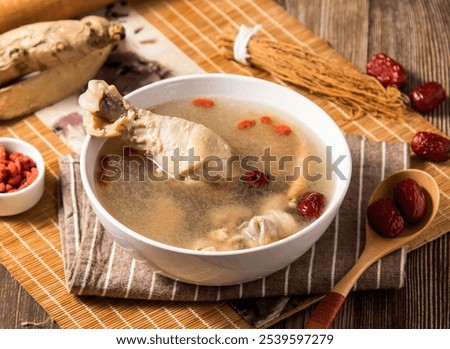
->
305, 169, 440, 329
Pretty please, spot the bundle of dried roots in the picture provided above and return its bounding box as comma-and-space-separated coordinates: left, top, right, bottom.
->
218, 26, 409, 121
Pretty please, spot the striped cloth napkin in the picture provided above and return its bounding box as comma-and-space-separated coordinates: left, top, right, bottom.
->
58, 134, 409, 303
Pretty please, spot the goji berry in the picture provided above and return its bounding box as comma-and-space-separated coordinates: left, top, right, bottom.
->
237, 119, 256, 129
0, 145, 7, 162
273, 124, 292, 135
14, 158, 22, 174
8, 151, 21, 161
8, 174, 22, 186
260, 115, 273, 124
0, 164, 9, 182
7, 161, 18, 177
20, 155, 35, 171
192, 98, 215, 108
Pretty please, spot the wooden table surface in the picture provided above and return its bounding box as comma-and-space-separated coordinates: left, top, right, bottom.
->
0, 0, 449, 329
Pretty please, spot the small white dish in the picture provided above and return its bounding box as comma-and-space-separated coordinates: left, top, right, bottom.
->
0, 137, 45, 216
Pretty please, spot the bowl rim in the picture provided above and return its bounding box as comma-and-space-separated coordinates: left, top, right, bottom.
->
80, 73, 352, 256
0, 137, 45, 197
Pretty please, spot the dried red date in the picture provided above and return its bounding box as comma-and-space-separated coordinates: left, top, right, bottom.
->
411, 131, 450, 163
297, 192, 326, 220
366, 53, 407, 89
409, 82, 446, 112
394, 178, 426, 224
242, 170, 270, 188
367, 197, 405, 237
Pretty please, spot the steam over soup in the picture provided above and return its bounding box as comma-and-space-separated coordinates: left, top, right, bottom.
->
94, 96, 332, 251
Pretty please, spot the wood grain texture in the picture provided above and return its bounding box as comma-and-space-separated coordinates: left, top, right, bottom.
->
0, 264, 58, 328
0, 0, 449, 329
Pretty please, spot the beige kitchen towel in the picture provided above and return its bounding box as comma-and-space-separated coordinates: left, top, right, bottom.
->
58, 134, 409, 301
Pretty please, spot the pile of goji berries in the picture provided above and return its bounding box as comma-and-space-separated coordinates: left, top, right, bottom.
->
0, 145, 38, 193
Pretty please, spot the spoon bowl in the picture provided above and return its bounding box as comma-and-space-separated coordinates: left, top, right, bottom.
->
305, 168, 440, 328
368, 169, 438, 239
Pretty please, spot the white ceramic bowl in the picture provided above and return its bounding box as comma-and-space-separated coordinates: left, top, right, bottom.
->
80, 74, 352, 285
0, 137, 45, 216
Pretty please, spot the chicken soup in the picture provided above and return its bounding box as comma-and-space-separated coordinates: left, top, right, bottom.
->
93, 95, 332, 251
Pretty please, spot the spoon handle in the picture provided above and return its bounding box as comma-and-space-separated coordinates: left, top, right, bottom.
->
304, 292, 346, 329
304, 247, 378, 329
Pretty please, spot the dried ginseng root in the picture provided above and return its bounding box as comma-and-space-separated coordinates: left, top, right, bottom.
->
0, 16, 125, 119
218, 25, 409, 121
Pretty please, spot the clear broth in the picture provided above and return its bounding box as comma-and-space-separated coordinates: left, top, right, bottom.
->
94, 96, 333, 250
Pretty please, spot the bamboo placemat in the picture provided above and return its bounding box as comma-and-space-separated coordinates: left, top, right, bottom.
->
0, 0, 448, 329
